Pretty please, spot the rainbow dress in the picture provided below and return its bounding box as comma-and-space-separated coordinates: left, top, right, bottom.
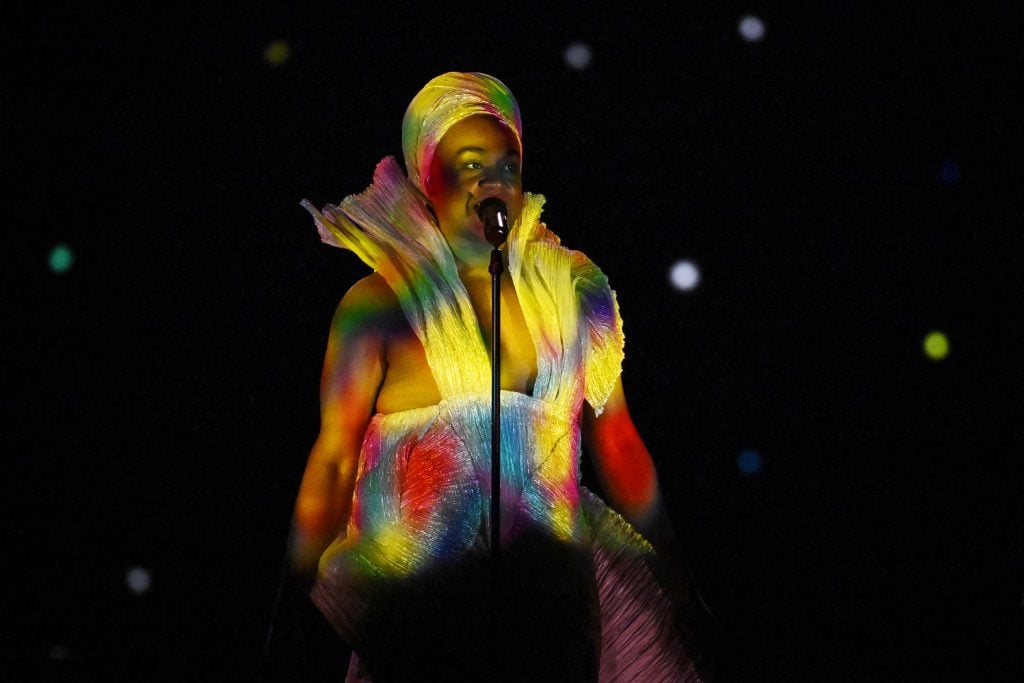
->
303, 157, 701, 682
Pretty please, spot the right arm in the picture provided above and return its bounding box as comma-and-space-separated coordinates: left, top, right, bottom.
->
287, 275, 391, 580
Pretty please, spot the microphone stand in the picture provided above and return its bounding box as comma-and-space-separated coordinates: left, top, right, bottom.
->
478, 197, 509, 671
488, 244, 503, 572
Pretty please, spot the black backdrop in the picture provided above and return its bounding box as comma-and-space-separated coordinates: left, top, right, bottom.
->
4, 2, 1020, 680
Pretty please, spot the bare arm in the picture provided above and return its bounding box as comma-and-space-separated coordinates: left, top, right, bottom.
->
287, 275, 391, 580
582, 377, 678, 556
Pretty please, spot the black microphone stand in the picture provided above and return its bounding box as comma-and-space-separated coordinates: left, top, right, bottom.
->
477, 197, 509, 650
488, 244, 503, 569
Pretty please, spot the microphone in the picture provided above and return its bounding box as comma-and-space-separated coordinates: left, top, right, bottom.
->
476, 197, 509, 247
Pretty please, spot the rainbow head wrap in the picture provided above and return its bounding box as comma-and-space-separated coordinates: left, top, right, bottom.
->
401, 72, 523, 194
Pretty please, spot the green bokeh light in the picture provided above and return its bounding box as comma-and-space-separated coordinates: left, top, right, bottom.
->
49, 244, 74, 274
923, 331, 950, 361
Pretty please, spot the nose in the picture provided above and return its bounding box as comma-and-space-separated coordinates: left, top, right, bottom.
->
478, 172, 501, 188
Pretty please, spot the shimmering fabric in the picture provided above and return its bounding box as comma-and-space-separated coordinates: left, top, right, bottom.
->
301, 158, 699, 681
401, 72, 523, 193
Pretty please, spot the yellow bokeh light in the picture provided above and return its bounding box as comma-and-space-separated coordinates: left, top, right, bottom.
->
923, 331, 950, 361
263, 40, 290, 66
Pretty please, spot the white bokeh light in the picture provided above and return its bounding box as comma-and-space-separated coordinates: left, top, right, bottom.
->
126, 566, 152, 595
738, 15, 766, 42
669, 260, 701, 292
564, 42, 593, 70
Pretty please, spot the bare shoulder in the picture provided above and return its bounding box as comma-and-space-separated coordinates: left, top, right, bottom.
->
344, 273, 397, 306
330, 273, 402, 338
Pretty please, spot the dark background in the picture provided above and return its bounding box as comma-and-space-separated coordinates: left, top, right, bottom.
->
4, 2, 1020, 680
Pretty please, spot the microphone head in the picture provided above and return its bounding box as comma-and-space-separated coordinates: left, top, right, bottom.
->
476, 197, 509, 247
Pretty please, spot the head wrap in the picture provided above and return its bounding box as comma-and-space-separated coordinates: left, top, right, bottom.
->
401, 72, 523, 194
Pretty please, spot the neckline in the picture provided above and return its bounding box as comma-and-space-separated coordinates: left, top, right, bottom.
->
449, 266, 540, 400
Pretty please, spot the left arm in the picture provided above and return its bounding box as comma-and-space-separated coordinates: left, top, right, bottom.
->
582, 377, 678, 557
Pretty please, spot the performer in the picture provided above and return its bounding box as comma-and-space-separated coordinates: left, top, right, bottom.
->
278, 72, 706, 682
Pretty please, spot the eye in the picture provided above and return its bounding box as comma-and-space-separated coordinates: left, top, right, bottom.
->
463, 161, 483, 170
503, 161, 520, 174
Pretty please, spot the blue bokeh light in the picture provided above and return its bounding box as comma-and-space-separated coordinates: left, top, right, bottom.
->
737, 449, 763, 475
940, 160, 961, 185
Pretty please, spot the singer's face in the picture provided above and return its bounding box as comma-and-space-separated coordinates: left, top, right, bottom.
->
425, 115, 523, 240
